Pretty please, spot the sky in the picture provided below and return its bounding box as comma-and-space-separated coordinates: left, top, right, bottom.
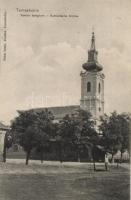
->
0, 0, 131, 124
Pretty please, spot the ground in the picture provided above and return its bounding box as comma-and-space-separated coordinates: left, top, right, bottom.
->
0, 160, 130, 200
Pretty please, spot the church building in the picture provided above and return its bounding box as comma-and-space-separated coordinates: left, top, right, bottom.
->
7, 32, 105, 160
30, 32, 105, 125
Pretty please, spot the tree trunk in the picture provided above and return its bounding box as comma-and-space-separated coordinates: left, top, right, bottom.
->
117, 161, 119, 169
105, 162, 108, 171
92, 146, 96, 171
77, 150, 80, 162
111, 153, 114, 163
3, 145, 6, 163
93, 160, 96, 171
3, 134, 7, 163
57, 142, 63, 163
120, 150, 123, 163
26, 150, 30, 165
41, 151, 44, 164
58, 142, 63, 163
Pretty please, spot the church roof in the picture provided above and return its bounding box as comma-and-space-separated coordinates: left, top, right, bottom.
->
30, 105, 80, 120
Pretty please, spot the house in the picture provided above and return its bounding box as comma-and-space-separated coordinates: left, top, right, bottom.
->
0, 122, 10, 160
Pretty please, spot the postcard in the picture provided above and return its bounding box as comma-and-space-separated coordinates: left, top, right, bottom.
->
0, 0, 130, 200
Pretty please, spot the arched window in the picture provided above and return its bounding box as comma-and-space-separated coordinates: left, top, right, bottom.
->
98, 83, 101, 93
87, 82, 91, 92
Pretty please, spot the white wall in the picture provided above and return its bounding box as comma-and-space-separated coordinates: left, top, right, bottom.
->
0, 131, 6, 159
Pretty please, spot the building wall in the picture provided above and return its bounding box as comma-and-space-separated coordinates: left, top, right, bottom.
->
0, 131, 6, 160
80, 70, 105, 121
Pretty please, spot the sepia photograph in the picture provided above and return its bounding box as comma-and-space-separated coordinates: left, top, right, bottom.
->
0, 0, 130, 199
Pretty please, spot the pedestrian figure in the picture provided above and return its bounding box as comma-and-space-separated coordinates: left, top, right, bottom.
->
105, 153, 109, 171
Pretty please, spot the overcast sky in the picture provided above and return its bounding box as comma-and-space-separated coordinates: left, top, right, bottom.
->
1, 0, 131, 124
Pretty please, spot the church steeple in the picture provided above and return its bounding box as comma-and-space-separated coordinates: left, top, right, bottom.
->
82, 32, 103, 71
80, 32, 105, 124
90, 32, 95, 50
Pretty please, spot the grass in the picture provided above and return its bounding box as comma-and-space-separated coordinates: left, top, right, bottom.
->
0, 161, 130, 200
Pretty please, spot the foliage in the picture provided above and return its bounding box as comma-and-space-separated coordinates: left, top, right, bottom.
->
34, 109, 54, 162
11, 109, 54, 164
11, 107, 130, 164
99, 111, 130, 160
58, 109, 98, 161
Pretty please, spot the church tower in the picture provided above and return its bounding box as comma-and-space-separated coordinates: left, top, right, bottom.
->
80, 32, 105, 123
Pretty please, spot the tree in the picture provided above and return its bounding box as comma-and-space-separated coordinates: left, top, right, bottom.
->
3, 130, 13, 162
99, 112, 130, 162
11, 110, 39, 164
74, 109, 98, 162
34, 109, 54, 163
116, 114, 130, 160
56, 115, 74, 162
58, 109, 98, 162
11, 109, 55, 164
